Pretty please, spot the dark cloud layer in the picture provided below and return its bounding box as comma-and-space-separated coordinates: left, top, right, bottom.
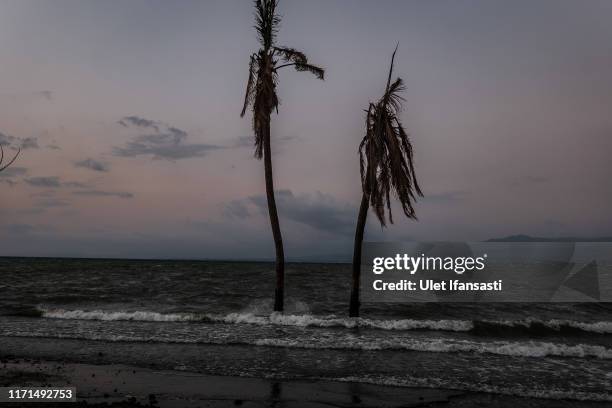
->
227, 190, 356, 236
223, 200, 251, 219
24, 176, 90, 189
75, 158, 109, 172
72, 190, 133, 199
20, 137, 39, 149
114, 116, 220, 160
118, 116, 159, 131
0, 132, 39, 150
24, 176, 62, 188
0, 167, 27, 178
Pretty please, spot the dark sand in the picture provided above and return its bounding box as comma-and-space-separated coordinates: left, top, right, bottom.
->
0, 359, 609, 408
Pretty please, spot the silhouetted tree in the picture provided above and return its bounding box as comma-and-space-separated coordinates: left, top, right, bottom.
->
241, 0, 324, 312
349, 46, 423, 317
0, 145, 20, 172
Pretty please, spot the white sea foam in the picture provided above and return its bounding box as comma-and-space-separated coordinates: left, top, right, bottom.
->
527, 318, 612, 334
480, 317, 612, 334
40, 309, 202, 322
38, 307, 612, 335
17, 310, 612, 360
214, 312, 474, 331
254, 337, 612, 359
39, 308, 473, 332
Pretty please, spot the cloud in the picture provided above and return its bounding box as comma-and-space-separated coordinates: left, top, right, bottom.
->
223, 200, 251, 219
24, 176, 90, 189
0, 167, 27, 178
0, 132, 39, 149
0, 166, 27, 186
0, 132, 16, 146
72, 190, 133, 199
24, 176, 62, 188
114, 117, 221, 160
118, 116, 159, 131
75, 158, 109, 172
20, 137, 39, 149
227, 190, 356, 235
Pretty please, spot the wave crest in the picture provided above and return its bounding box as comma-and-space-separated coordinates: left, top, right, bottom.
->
37, 307, 612, 335
38, 308, 473, 332
254, 337, 612, 359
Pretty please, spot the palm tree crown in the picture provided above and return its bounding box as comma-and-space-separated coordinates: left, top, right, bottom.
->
241, 0, 324, 158
359, 46, 422, 226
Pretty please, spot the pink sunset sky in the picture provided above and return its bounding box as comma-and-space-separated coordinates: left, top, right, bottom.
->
1, 0, 611, 260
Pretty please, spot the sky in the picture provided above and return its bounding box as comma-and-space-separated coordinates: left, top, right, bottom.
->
0, 0, 611, 260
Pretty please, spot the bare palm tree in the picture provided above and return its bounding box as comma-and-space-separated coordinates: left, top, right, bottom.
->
241, 0, 324, 312
349, 46, 423, 317
0, 145, 20, 172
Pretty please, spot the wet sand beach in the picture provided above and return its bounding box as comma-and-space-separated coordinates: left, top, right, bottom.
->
1, 358, 610, 408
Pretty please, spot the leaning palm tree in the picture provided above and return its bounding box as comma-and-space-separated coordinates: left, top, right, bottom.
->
0, 145, 20, 172
349, 46, 423, 317
241, 0, 324, 312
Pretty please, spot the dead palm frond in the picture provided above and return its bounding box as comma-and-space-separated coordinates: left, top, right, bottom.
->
241, 0, 324, 158
358, 46, 423, 226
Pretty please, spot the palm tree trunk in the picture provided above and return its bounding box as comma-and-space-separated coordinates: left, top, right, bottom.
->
262, 116, 285, 312
349, 192, 369, 317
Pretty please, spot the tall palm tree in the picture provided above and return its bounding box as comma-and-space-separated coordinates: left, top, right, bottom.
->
241, 0, 324, 312
0, 145, 20, 172
349, 46, 423, 317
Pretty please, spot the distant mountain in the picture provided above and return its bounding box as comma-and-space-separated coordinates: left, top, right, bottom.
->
487, 234, 612, 242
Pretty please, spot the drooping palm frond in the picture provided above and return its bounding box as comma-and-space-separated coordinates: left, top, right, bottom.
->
0, 144, 20, 172
359, 48, 422, 226
242, 0, 324, 159
294, 62, 325, 80
254, 0, 280, 50
241, 54, 258, 118
274, 47, 324, 79
273, 46, 307, 64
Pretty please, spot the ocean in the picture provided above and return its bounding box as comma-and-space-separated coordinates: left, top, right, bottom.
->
1, 257, 611, 402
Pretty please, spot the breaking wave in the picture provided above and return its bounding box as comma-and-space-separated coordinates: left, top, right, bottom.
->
254, 337, 612, 359
5, 329, 612, 359
36, 307, 612, 336
37, 308, 473, 332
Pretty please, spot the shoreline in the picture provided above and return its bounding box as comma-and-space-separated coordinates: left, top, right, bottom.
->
1, 359, 609, 408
